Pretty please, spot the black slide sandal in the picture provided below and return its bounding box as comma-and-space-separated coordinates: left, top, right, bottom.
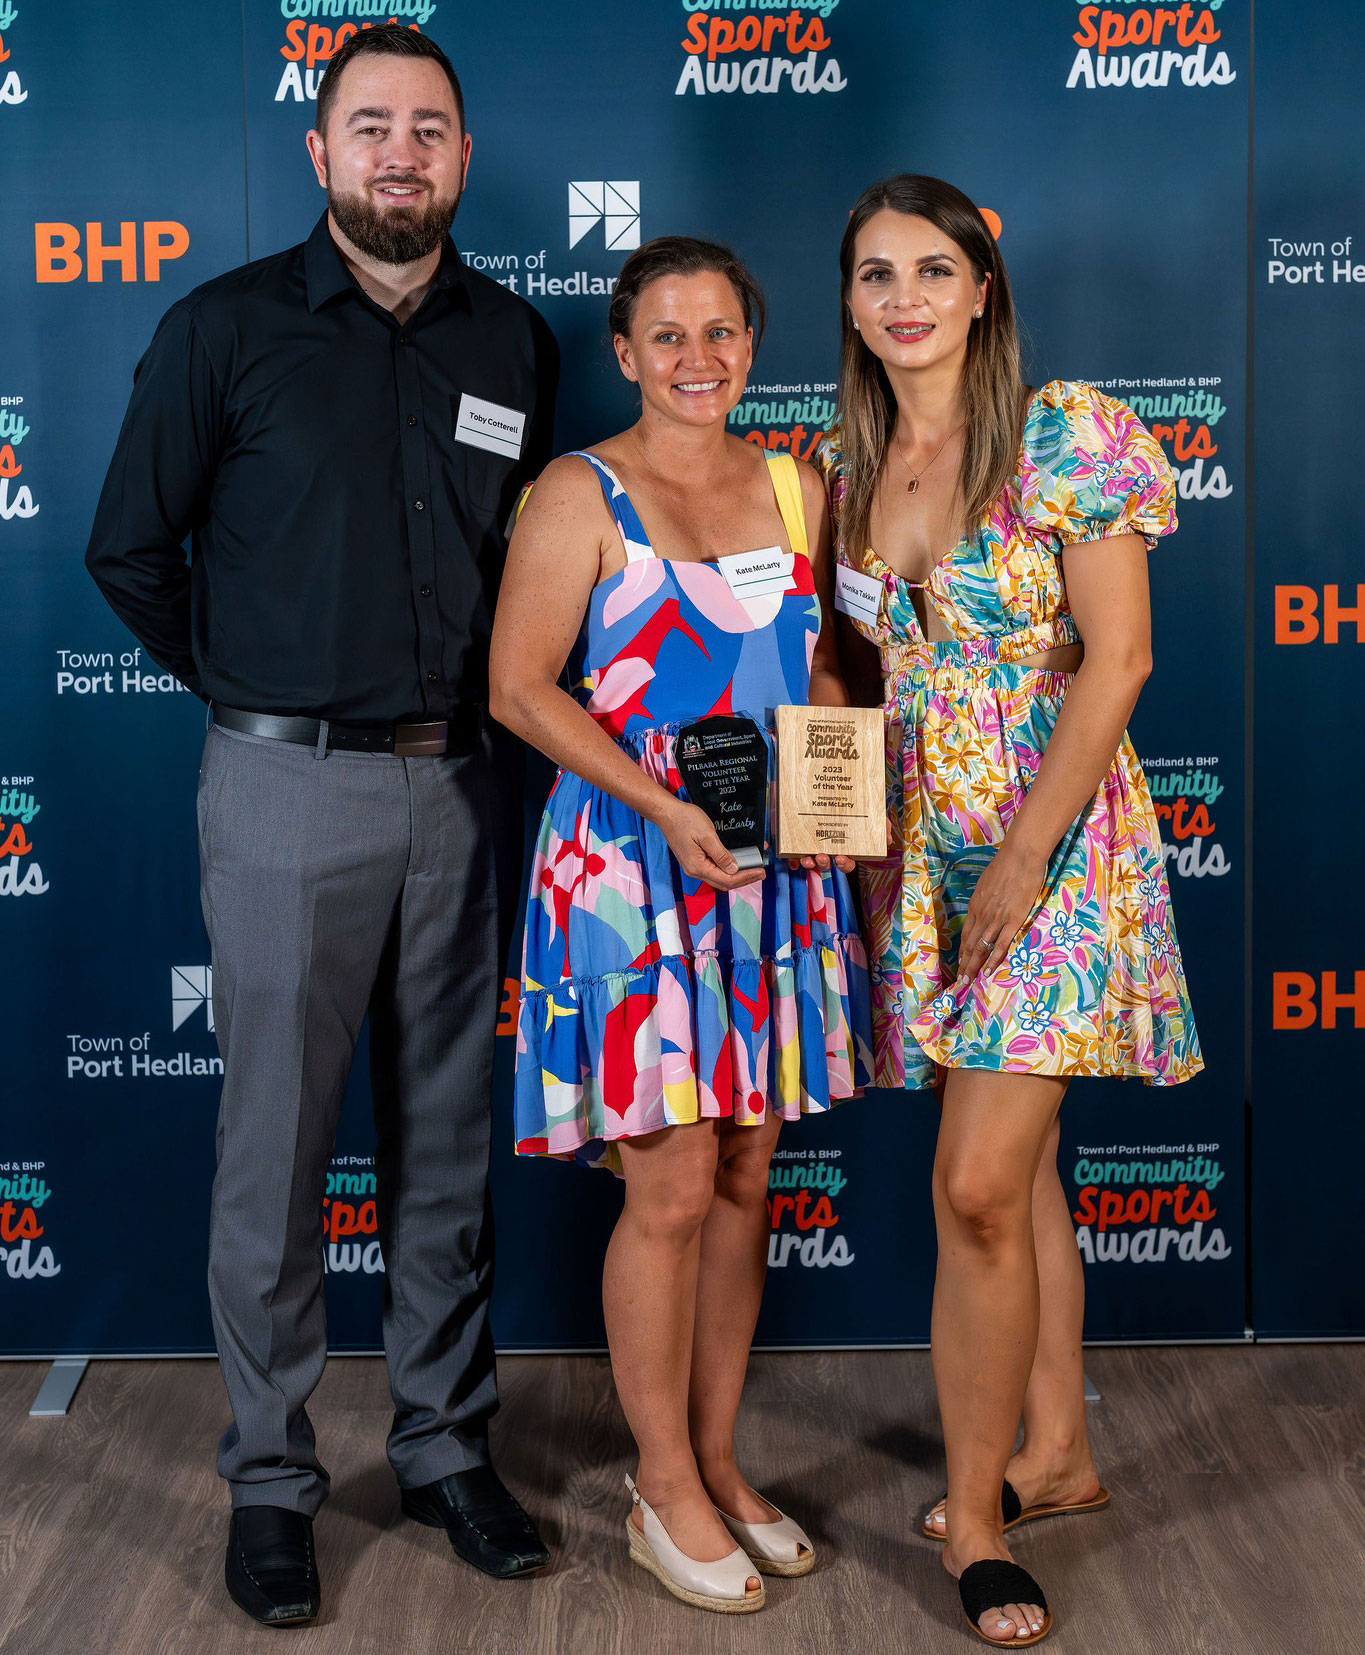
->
958, 1559, 1052, 1646
925, 1478, 1110, 1541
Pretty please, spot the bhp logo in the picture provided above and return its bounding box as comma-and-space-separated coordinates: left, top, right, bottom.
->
1274, 585, 1365, 644
36, 221, 189, 283
1272, 972, 1365, 1030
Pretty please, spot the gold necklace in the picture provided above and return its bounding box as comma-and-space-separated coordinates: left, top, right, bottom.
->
895, 424, 962, 494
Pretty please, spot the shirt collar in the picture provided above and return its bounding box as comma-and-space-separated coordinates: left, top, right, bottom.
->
304, 212, 469, 313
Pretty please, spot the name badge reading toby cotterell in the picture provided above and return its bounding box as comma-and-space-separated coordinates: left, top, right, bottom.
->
455, 392, 527, 460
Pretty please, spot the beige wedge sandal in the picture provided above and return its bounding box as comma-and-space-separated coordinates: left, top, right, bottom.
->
715, 1500, 816, 1576
624, 1477, 765, 1614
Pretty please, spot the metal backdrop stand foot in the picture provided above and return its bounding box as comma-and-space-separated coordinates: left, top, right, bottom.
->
1084, 1372, 1101, 1402
29, 1359, 89, 1417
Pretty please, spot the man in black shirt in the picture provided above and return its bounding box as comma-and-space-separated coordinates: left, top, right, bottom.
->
87, 27, 557, 1627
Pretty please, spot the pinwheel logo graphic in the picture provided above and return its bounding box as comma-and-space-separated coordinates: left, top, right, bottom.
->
172, 966, 214, 1034
567, 182, 640, 251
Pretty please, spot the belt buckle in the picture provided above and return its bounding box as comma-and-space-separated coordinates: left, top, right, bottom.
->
393, 720, 447, 757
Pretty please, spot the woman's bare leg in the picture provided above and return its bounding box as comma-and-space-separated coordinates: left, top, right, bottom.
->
687, 1114, 788, 1527
606, 1121, 760, 1593
933, 1068, 1063, 1643
925, 1115, 1100, 1536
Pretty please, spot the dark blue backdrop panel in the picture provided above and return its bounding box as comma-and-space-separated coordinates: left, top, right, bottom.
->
1251, 1, 1365, 1338
0, 0, 247, 1352
2, 0, 1258, 1355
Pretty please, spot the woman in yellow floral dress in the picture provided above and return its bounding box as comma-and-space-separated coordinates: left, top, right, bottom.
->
817, 175, 1201, 1647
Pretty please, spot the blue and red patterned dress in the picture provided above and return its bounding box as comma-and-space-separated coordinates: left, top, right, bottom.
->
513, 450, 872, 1171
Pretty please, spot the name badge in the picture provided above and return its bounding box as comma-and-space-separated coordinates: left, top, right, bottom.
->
716, 546, 795, 602
455, 392, 526, 460
834, 562, 884, 625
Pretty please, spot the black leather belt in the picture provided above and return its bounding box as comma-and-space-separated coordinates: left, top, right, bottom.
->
211, 703, 481, 757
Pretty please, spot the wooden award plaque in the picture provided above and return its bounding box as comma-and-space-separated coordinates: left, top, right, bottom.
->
775, 705, 888, 859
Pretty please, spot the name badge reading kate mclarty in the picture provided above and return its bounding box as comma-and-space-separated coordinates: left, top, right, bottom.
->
715, 546, 795, 603
834, 562, 885, 626
675, 715, 771, 870
455, 392, 527, 460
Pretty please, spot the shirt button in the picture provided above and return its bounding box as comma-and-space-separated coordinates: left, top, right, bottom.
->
427, 669, 439, 683
398, 334, 409, 346
414, 499, 425, 511
420, 584, 432, 597
407, 415, 417, 427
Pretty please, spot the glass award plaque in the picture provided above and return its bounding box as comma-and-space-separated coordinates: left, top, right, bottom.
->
675, 715, 771, 870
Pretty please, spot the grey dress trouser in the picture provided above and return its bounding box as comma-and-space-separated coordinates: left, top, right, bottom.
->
197, 721, 500, 1515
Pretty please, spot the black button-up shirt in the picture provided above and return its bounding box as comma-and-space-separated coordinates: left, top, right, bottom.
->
86, 213, 558, 721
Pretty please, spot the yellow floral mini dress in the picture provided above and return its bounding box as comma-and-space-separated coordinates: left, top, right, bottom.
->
817, 380, 1203, 1091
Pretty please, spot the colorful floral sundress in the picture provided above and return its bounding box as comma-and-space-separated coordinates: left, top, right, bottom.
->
817, 380, 1202, 1091
514, 450, 872, 1170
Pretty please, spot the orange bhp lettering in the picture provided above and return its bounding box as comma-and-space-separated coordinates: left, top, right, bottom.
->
1320, 971, 1365, 1030
35, 222, 83, 282
86, 221, 139, 283
143, 222, 189, 282
0, 445, 19, 478
1275, 586, 1318, 644
1323, 585, 1365, 644
1272, 971, 1316, 1029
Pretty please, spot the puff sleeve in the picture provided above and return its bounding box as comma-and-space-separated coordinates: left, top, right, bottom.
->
1019, 381, 1177, 550
811, 423, 847, 535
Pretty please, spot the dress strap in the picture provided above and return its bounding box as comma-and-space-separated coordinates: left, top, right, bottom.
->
567, 450, 654, 564
764, 452, 809, 563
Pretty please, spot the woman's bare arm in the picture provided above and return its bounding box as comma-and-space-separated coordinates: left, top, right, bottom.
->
489, 456, 760, 891
959, 532, 1154, 979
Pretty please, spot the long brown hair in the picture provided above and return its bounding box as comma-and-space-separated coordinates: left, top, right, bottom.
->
835, 174, 1024, 562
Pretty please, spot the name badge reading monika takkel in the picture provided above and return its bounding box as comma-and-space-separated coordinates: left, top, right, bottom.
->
674, 715, 771, 871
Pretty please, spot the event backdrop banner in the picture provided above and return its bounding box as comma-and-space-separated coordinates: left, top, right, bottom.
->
3, 0, 1257, 1356
1251, 3, 1365, 1338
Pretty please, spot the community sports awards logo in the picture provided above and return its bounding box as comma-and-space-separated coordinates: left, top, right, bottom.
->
729, 379, 838, 461
767, 1146, 853, 1269
1140, 754, 1230, 879
676, 0, 847, 97
1092, 375, 1234, 504
0, 1, 28, 107
1065, 1, 1235, 90
0, 1159, 59, 1280
324, 1159, 384, 1275
0, 393, 38, 522
1071, 1141, 1231, 1265
273, 2, 435, 102
64, 964, 223, 1083
0, 777, 46, 898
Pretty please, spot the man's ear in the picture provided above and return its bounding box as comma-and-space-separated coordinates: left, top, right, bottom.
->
305, 129, 328, 191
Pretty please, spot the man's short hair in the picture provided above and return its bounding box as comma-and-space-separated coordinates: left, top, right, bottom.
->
315, 25, 465, 137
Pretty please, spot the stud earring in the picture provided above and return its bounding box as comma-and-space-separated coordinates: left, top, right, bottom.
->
853, 320, 860, 331
973, 309, 983, 318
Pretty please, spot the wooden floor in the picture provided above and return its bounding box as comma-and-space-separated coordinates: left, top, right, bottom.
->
0, 1344, 1360, 1655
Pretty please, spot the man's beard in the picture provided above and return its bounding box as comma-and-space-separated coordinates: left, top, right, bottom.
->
328, 173, 460, 265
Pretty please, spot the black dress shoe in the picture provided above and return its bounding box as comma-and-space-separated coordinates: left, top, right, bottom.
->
402, 1465, 549, 1579
224, 1506, 321, 1628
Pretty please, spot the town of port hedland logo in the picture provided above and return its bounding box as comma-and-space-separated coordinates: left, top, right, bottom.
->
569, 182, 640, 251
172, 966, 214, 1034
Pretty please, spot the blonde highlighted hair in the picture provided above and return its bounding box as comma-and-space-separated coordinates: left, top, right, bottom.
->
835, 174, 1025, 562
